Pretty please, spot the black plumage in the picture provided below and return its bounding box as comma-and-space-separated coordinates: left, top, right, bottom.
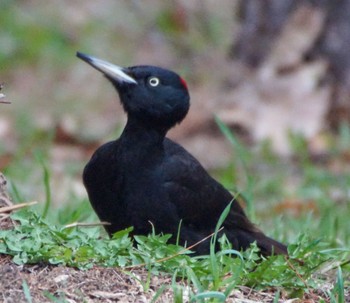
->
77, 52, 287, 256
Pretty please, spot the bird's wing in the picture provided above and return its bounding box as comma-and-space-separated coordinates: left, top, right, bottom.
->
162, 139, 288, 255
162, 138, 257, 232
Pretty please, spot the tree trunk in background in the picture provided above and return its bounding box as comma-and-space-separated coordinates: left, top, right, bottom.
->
232, 0, 350, 128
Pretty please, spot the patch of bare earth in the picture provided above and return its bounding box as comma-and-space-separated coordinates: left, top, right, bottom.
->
0, 257, 276, 302
2, 256, 347, 302
0, 258, 177, 303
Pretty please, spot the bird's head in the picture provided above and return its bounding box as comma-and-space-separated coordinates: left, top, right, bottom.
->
77, 52, 190, 130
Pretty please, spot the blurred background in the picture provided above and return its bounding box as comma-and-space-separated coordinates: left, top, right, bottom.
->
1, 0, 350, 243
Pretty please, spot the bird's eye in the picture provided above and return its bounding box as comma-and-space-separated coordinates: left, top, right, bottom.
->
148, 77, 160, 87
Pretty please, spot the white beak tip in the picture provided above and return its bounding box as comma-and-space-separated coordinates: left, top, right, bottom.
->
76, 51, 137, 84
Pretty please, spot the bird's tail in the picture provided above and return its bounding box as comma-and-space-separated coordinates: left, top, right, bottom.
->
237, 230, 288, 256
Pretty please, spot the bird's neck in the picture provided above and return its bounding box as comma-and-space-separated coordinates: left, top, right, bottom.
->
119, 117, 167, 151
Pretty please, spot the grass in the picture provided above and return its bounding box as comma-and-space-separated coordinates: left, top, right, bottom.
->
1, 120, 350, 302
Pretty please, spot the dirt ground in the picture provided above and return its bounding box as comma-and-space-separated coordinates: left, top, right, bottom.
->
0, 255, 175, 303
0, 255, 285, 303
2, 254, 347, 303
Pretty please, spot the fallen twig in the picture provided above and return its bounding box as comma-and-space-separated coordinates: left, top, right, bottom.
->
0, 201, 38, 214
0, 96, 10, 104
64, 221, 111, 229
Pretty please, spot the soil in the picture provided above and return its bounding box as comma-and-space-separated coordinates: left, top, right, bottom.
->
0, 255, 289, 303
0, 257, 176, 303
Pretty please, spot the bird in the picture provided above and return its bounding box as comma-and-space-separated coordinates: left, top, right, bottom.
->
77, 51, 287, 256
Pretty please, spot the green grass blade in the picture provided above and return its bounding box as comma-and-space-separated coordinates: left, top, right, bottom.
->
191, 291, 226, 302
10, 182, 24, 203
150, 284, 167, 303
173, 285, 184, 303
214, 116, 249, 170
42, 162, 51, 219
186, 267, 204, 293
273, 290, 280, 303
36, 153, 51, 219
210, 201, 233, 288
214, 116, 256, 219
176, 219, 183, 246
327, 290, 337, 303
22, 280, 32, 303
336, 267, 344, 303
